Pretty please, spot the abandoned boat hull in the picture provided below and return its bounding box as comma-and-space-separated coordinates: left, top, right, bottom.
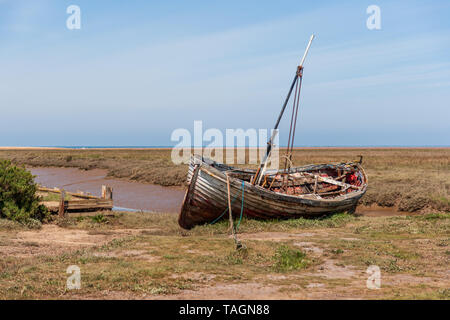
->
178, 156, 367, 229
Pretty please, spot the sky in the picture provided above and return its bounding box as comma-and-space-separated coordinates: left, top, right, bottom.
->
0, 0, 449, 147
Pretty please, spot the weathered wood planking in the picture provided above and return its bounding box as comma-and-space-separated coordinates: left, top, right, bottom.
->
178, 155, 368, 229
44, 199, 113, 212
39, 185, 113, 214
38, 187, 99, 200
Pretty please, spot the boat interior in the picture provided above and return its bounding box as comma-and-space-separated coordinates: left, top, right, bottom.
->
200, 157, 366, 199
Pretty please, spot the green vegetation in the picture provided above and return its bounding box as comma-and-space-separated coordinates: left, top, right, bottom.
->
40, 193, 72, 202
90, 214, 107, 224
273, 245, 309, 272
0, 160, 48, 223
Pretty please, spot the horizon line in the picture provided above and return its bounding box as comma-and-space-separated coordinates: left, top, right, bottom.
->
1, 145, 449, 150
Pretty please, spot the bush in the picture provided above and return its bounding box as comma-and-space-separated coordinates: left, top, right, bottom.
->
0, 160, 48, 222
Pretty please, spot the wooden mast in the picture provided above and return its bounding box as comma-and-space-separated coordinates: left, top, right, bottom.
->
253, 34, 315, 185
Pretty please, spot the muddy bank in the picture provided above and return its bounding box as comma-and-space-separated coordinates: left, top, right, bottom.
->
30, 167, 185, 213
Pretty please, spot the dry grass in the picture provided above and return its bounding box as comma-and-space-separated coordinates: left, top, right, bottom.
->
0, 149, 186, 186
0, 211, 448, 299
0, 148, 448, 213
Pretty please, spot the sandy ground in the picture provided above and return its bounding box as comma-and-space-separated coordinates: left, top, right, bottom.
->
1, 225, 148, 258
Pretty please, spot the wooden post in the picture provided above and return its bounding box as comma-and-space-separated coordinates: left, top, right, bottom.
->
101, 185, 113, 200
58, 189, 66, 218
226, 174, 244, 250
226, 174, 235, 237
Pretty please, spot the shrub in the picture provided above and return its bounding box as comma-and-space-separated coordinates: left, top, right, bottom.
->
0, 160, 48, 222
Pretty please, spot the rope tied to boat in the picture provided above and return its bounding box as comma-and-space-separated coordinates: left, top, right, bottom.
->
209, 180, 245, 228
210, 177, 246, 250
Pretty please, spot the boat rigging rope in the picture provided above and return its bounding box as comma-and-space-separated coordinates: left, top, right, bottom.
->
284, 66, 303, 174
284, 71, 300, 171
210, 179, 246, 250
289, 69, 303, 158
210, 181, 245, 229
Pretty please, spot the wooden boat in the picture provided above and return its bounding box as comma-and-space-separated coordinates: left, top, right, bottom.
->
178, 35, 368, 229
178, 155, 367, 229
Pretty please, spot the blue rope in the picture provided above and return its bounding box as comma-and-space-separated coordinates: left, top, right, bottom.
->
210, 181, 245, 226
209, 192, 239, 225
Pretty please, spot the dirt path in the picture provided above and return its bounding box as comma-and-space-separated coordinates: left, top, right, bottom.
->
1, 224, 154, 258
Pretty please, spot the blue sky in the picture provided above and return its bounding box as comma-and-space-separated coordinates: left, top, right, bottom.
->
1, 0, 449, 146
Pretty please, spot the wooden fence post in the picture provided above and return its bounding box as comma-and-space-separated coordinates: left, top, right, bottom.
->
58, 189, 66, 218
101, 185, 113, 200
226, 174, 235, 236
